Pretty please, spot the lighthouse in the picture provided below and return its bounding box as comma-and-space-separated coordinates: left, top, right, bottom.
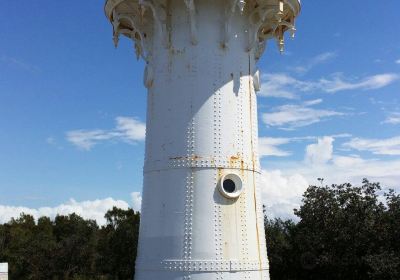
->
105, 0, 300, 279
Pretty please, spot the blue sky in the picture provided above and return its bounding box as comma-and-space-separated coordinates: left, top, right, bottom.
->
0, 1, 399, 222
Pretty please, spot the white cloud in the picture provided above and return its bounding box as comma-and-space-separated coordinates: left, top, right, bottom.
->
305, 136, 334, 164
130, 192, 142, 212
296, 155, 400, 189
383, 112, 400, 125
0, 55, 40, 73
259, 74, 298, 99
343, 136, 400, 155
312, 52, 337, 64
115, 117, 146, 143
291, 52, 337, 74
0, 197, 133, 225
259, 137, 291, 157
260, 170, 309, 220
66, 116, 145, 150
258, 134, 351, 159
319, 73, 399, 93
262, 99, 345, 129
269, 137, 400, 190
46, 137, 55, 145
262, 154, 400, 219
332, 155, 365, 168
303, 99, 323, 106
396, 59, 400, 64
258, 72, 399, 99
66, 129, 114, 150
258, 73, 312, 99
260, 135, 400, 218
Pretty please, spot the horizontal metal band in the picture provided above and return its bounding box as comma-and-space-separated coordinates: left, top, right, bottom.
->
144, 157, 261, 173
136, 259, 269, 272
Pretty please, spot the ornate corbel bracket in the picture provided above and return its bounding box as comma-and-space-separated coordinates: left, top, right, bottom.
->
139, 0, 168, 48
106, 0, 300, 60
112, 10, 121, 48
274, 20, 295, 53
247, 8, 275, 51
248, 0, 300, 58
112, 11, 152, 61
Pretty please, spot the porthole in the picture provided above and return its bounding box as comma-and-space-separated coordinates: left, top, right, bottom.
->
223, 179, 236, 193
218, 173, 243, 199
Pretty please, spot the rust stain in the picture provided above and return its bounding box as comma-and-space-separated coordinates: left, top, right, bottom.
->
248, 54, 263, 275
253, 172, 263, 272
227, 154, 246, 177
170, 47, 186, 55
228, 154, 238, 169
169, 155, 202, 161
217, 167, 223, 178
210, 157, 216, 167
169, 156, 184, 160
230, 155, 240, 160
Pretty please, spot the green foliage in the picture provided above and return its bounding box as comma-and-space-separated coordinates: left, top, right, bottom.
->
0, 179, 399, 280
97, 207, 140, 279
0, 208, 140, 280
265, 179, 400, 280
264, 217, 298, 280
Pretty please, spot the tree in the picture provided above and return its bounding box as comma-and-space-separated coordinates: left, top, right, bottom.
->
52, 214, 99, 279
1, 179, 399, 280
265, 216, 297, 280
2, 214, 37, 279
291, 180, 388, 279
97, 207, 140, 279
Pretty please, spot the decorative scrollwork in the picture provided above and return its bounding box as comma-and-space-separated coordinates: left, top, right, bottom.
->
104, 0, 300, 60
250, 0, 300, 55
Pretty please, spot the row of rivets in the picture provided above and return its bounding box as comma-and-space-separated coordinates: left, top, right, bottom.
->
183, 52, 198, 280
171, 158, 251, 168
143, 158, 261, 173
136, 259, 270, 272
213, 50, 223, 280
183, 117, 195, 263
239, 64, 252, 280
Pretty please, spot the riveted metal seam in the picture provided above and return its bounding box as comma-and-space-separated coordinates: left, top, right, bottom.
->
242, 63, 251, 280
183, 47, 196, 267
238, 64, 251, 276
135, 260, 270, 272
183, 40, 197, 280
213, 49, 224, 280
144, 157, 260, 171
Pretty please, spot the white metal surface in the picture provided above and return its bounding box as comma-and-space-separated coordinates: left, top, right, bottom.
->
105, 0, 300, 279
0, 263, 8, 280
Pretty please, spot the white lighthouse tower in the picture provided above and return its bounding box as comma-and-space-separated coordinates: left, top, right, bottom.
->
105, 0, 300, 279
